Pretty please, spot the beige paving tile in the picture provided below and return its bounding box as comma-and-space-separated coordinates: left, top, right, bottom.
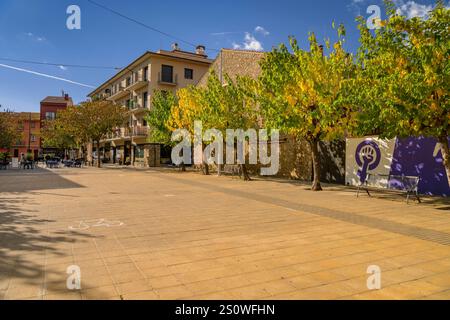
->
154, 285, 195, 300
80, 285, 119, 300
148, 275, 183, 289
121, 290, 159, 300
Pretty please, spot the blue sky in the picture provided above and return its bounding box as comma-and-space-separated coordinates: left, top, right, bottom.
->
0, 0, 443, 112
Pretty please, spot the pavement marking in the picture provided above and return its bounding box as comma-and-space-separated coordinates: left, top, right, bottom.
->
69, 219, 124, 230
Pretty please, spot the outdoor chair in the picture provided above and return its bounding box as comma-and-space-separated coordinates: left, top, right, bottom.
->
46, 160, 59, 169
0, 160, 9, 170
23, 160, 34, 170
74, 159, 83, 168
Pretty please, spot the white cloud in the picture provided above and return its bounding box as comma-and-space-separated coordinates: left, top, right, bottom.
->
210, 31, 240, 36
59, 65, 68, 71
394, 0, 434, 19
254, 26, 270, 36
232, 32, 264, 51
25, 32, 47, 42
347, 0, 367, 15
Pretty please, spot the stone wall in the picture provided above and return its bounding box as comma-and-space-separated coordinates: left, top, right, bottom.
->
319, 140, 346, 184
145, 144, 161, 167
276, 135, 313, 181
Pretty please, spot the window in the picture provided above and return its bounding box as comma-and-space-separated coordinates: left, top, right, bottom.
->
31, 135, 36, 142
126, 77, 131, 87
45, 112, 56, 120
18, 122, 24, 130
143, 119, 148, 126
143, 92, 148, 108
161, 65, 173, 83
143, 66, 148, 81
31, 122, 36, 128
184, 68, 193, 80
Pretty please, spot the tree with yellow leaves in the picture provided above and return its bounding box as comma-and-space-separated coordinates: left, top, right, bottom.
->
258, 26, 355, 190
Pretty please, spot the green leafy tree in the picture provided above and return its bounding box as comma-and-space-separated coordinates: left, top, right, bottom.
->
78, 100, 128, 168
41, 117, 78, 151
258, 27, 355, 190
146, 90, 177, 145
48, 100, 128, 168
0, 107, 20, 151
350, 1, 450, 185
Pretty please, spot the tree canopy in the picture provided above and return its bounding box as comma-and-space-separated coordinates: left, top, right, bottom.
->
258, 26, 355, 190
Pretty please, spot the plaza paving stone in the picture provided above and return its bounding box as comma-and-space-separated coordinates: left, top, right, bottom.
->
0, 166, 449, 300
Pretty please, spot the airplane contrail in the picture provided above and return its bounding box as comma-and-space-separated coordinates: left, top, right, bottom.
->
0, 63, 96, 88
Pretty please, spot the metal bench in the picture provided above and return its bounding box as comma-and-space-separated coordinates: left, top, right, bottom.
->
222, 164, 242, 179
357, 173, 421, 204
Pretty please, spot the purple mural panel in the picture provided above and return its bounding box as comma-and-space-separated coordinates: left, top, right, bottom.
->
389, 137, 450, 196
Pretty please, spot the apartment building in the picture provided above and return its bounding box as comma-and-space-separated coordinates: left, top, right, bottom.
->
88, 44, 212, 166
9, 112, 41, 160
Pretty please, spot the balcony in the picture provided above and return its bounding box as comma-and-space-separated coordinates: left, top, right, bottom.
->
127, 76, 149, 92
108, 86, 129, 101
132, 126, 149, 137
128, 102, 149, 114
105, 126, 149, 140
158, 72, 178, 86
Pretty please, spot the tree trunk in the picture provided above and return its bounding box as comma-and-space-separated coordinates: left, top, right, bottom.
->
309, 138, 322, 191
202, 143, 209, 175
97, 141, 101, 168
240, 164, 251, 181
203, 162, 210, 175
180, 162, 186, 172
438, 135, 450, 187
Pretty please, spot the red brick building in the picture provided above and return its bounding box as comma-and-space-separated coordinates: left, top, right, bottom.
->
9, 112, 41, 160
40, 93, 73, 154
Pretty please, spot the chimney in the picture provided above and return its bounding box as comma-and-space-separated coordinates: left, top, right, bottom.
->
196, 45, 206, 56
318, 45, 324, 56
64, 93, 69, 101
172, 42, 180, 51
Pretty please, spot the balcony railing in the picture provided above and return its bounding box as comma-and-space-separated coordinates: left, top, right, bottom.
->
132, 126, 149, 137
105, 126, 149, 140
127, 75, 149, 91
108, 85, 128, 100
158, 72, 178, 85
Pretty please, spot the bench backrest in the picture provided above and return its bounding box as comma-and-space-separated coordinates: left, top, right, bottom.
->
388, 175, 420, 192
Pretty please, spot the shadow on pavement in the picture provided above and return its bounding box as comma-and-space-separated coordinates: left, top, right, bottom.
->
0, 168, 94, 298
0, 167, 84, 193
